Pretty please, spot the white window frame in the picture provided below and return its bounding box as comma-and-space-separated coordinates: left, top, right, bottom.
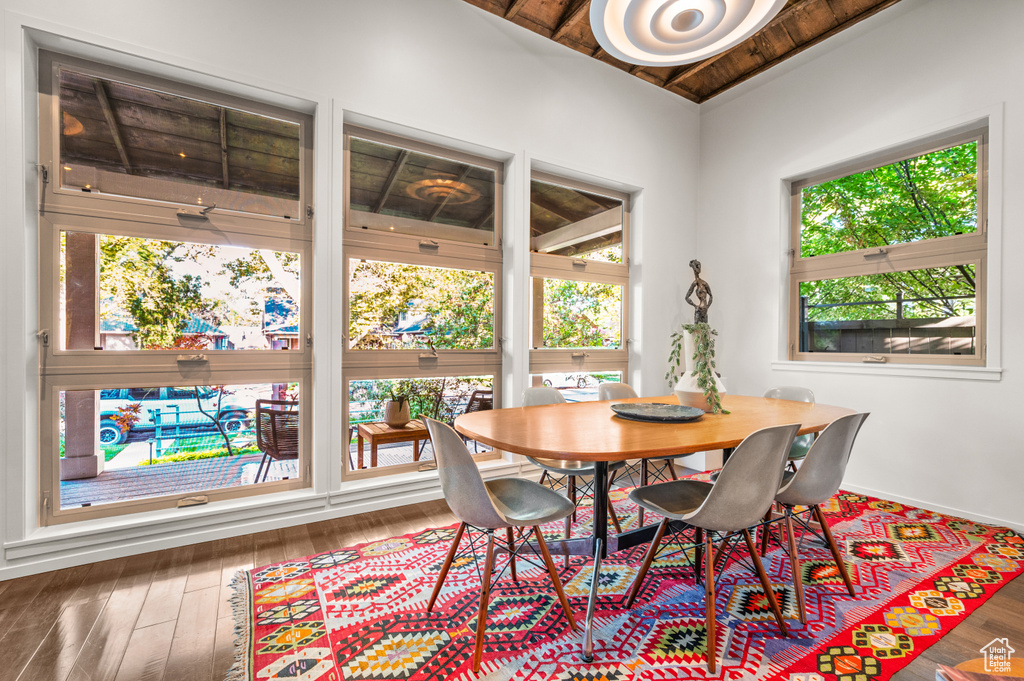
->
787, 126, 987, 367
529, 171, 630, 384
37, 51, 315, 524
342, 126, 504, 479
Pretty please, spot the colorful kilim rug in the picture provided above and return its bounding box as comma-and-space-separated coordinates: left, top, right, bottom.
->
227, 488, 1024, 681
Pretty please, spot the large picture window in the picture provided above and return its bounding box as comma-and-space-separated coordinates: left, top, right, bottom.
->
788, 128, 987, 366
38, 51, 314, 524
529, 172, 630, 396
343, 127, 503, 476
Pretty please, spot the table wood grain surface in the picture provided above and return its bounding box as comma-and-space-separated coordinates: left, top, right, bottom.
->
455, 394, 855, 461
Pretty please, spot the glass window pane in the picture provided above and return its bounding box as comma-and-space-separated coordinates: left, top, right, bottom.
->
58, 67, 302, 219
347, 376, 493, 471
348, 137, 496, 245
59, 381, 301, 509
348, 259, 494, 350
533, 277, 622, 349
528, 371, 622, 402
800, 141, 978, 257
798, 265, 976, 355
59, 231, 300, 351
530, 180, 623, 262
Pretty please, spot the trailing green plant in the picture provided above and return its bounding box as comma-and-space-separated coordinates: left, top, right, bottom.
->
667, 322, 728, 414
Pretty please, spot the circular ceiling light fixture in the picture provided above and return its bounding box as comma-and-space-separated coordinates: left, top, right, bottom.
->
406, 178, 481, 205
590, 0, 788, 67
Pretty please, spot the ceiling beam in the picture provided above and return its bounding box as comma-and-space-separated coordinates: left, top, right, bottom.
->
505, 0, 530, 19
219, 108, 230, 189
694, 0, 903, 101
350, 210, 493, 245
552, 0, 591, 42
665, 0, 820, 90
428, 166, 473, 221
530, 193, 577, 223
92, 79, 132, 174
373, 150, 409, 213
531, 207, 621, 253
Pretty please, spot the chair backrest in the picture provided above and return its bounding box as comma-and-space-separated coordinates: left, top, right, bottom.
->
598, 382, 637, 401
522, 386, 566, 406
463, 390, 493, 415
423, 417, 506, 529
776, 412, 870, 507
684, 423, 800, 532
763, 386, 815, 403
256, 399, 299, 459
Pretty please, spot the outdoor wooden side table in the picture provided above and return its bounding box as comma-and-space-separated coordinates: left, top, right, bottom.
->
356, 421, 430, 469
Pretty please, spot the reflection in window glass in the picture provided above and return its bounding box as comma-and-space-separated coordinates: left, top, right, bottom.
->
800, 141, 977, 257
534, 278, 622, 349
59, 231, 300, 351
799, 265, 976, 355
528, 372, 623, 402
347, 376, 493, 470
348, 259, 494, 350
348, 137, 496, 245
59, 382, 300, 509
530, 180, 623, 262
58, 67, 302, 218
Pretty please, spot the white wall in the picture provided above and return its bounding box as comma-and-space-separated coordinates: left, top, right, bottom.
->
697, 0, 1023, 529
0, 0, 700, 577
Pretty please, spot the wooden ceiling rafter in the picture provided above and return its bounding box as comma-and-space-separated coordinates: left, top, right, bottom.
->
461, 0, 903, 102
92, 79, 132, 173
219, 108, 230, 189
372, 150, 409, 214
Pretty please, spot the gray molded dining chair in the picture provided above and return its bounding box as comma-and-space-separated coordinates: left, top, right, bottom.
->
422, 417, 578, 672
598, 382, 679, 526
768, 412, 870, 624
523, 387, 626, 565
625, 423, 799, 673
764, 386, 816, 470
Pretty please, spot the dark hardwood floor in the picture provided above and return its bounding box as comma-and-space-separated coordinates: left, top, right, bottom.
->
0, 498, 1019, 681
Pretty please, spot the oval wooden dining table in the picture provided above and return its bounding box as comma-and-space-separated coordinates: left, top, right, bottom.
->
455, 392, 855, 662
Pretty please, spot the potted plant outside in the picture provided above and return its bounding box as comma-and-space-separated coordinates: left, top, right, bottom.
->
383, 388, 414, 428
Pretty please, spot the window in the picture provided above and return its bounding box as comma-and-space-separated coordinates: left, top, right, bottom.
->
788, 128, 986, 366
529, 171, 630, 388
343, 127, 503, 476
38, 51, 313, 524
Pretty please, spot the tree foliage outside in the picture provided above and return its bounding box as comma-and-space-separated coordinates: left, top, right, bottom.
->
541, 278, 622, 348
799, 141, 978, 323
348, 259, 494, 350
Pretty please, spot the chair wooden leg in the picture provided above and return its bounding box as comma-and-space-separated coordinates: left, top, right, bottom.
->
812, 504, 856, 597
639, 461, 649, 527
742, 529, 788, 637
667, 459, 678, 480
606, 475, 623, 534
784, 512, 807, 624
427, 522, 466, 612
472, 531, 496, 673
705, 532, 717, 673
694, 527, 704, 583
625, 518, 668, 608
569, 476, 577, 524
538, 470, 548, 487
760, 506, 773, 557
534, 527, 578, 632
506, 527, 518, 583
563, 515, 572, 570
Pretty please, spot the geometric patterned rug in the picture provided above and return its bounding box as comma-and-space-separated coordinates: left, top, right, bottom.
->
227, 487, 1024, 681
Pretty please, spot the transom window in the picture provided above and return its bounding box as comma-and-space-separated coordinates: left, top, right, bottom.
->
789, 127, 986, 365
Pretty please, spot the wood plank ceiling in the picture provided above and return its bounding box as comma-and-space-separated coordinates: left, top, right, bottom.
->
461, 0, 904, 103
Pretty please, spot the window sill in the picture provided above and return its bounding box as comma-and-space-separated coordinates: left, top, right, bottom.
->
771, 360, 1002, 382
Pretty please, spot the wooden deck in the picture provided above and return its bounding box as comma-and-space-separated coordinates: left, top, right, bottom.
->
0, 494, 1020, 681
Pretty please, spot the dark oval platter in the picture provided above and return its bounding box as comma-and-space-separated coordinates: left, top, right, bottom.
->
610, 403, 704, 423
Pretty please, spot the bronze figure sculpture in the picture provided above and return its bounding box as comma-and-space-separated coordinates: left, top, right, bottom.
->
685, 259, 713, 324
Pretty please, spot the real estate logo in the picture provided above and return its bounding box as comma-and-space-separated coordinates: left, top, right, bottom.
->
980, 638, 1015, 674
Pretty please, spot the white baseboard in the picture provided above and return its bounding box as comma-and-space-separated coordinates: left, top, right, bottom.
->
842, 483, 1024, 534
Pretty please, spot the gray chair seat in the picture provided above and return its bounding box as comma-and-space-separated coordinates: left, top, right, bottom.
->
527, 457, 626, 475
485, 478, 576, 526
628, 480, 713, 519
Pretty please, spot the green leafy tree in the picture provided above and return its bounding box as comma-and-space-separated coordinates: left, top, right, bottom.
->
542, 279, 621, 348
800, 141, 977, 322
